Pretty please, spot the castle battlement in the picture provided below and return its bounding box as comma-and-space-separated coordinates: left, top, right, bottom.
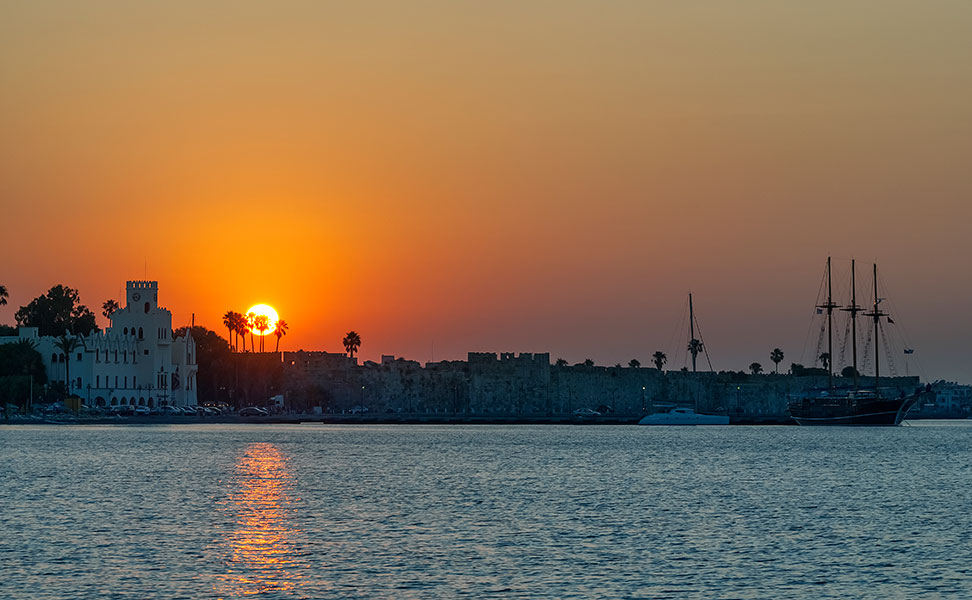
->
127, 281, 159, 290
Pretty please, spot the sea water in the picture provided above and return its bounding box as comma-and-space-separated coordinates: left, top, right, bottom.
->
1, 422, 970, 599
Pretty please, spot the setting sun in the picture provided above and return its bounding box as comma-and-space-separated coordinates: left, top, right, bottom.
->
246, 304, 279, 336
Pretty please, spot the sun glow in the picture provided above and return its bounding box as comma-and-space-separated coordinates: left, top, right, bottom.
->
246, 304, 279, 335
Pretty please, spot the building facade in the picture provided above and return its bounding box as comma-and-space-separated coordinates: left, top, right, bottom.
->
0, 280, 197, 408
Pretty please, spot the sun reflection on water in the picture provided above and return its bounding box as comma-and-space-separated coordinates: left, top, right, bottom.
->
216, 442, 304, 598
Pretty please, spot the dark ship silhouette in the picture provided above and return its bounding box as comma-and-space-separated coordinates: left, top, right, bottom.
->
788, 258, 922, 426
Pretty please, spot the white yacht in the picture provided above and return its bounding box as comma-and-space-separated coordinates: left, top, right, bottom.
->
638, 293, 729, 426
638, 407, 729, 426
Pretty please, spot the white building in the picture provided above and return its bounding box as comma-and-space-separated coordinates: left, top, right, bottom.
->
0, 280, 197, 408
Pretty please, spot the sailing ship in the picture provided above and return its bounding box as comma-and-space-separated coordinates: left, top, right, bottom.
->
788, 258, 922, 426
639, 293, 729, 426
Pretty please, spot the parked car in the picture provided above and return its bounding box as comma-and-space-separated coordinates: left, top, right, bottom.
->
239, 406, 269, 417
180, 406, 198, 416
350, 405, 369, 415
109, 405, 135, 416
572, 408, 601, 419
134, 406, 150, 416
159, 405, 183, 416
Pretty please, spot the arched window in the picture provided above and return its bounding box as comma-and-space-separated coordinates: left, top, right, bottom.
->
144, 302, 150, 314
114, 350, 118, 363
138, 398, 145, 406
111, 398, 118, 406
95, 397, 106, 407
148, 397, 153, 407
124, 327, 128, 335
120, 397, 127, 404
77, 377, 82, 388
138, 327, 143, 339
51, 353, 57, 363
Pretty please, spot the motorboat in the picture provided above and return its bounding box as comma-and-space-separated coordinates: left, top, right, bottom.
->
638, 407, 729, 425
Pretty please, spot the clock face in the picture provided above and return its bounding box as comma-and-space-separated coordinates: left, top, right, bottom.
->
133, 293, 141, 301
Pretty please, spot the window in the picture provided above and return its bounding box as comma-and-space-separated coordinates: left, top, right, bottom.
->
133, 376, 136, 387
114, 375, 118, 387
114, 350, 118, 363
138, 327, 143, 339
96, 376, 100, 387
144, 302, 150, 314
144, 349, 149, 356
124, 376, 128, 388
77, 377, 82, 388
124, 327, 128, 335
51, 353, 57, 363
77, 352, 82, 361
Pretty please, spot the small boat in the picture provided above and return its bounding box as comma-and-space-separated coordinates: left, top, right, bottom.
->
638, 407, 729, 426
639, 294, 728, 426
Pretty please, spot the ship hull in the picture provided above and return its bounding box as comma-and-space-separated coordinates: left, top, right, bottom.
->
788, 395, 918, 426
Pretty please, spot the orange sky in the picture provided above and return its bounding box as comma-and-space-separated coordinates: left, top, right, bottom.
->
2, 2, 971, 380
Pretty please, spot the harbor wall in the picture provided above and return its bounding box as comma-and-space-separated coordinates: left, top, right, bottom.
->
281, 351, 922, 419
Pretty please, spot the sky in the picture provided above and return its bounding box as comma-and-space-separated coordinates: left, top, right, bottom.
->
2, 1, 971, 381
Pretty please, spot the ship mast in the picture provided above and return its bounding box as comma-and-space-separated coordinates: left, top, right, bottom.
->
817, 257, 839, 388
864, 263, 888, 390
842, 259, 862, 388
689, 292, 697, 373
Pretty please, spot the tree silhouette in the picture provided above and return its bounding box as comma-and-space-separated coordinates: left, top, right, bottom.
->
0, 284, 7, 308
233, 313, 249, 353
102, 299, 120, 327
222, 311, 237, 351
770, 348, 784, 373
273, 319, 289, 353
254, 315, 270, 352
343, 331, 362, 358
245, 312, 256, 353
555, 357, 568, 367
629, 358, 641, 368
583, 358, 594, 367
749, 362, 763, 375
818, 352, 830, 371
652, 351, 667, 371
54, 335, 79, 393
687, 339, 704, 370
15, 285, 98, 336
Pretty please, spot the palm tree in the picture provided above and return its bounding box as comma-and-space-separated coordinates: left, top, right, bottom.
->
749, 362, 763, 375
223, 311, 237, 351
583, 358, 594, 367
235, 317, 250, 353
770, 348, 784, 373
102, 299, 120, 328
254, 315, 270, 352
54, 335, 79, 393
246, 312, 256, 352
651, 351, 667, 371
687, 339, 704, 367
343, 331, 362, 358
555, 358, 568, 367
629, 358, 641, 368
0, 284, 7, 308
274, 319, 288, 352
818, 352, 831, 371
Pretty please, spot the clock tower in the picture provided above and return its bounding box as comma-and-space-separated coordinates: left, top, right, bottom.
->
127, 280, 159, 313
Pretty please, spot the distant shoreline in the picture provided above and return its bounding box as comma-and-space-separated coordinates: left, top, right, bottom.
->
3, 414, 801, 426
